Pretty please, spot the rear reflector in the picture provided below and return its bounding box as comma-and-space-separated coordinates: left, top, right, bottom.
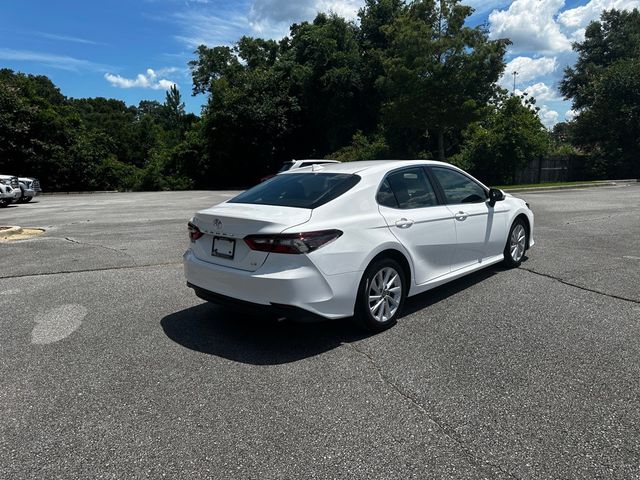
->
188, 222, 203, 242
244, 230, 342, 254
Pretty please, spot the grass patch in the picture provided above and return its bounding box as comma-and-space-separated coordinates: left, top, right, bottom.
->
497, 180, 605, 190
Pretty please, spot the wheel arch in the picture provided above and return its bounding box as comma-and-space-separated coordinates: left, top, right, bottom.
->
511, 213, 531, 250
366, 248, 413, 288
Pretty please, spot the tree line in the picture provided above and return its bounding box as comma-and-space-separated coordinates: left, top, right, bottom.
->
0, 1, 637, 191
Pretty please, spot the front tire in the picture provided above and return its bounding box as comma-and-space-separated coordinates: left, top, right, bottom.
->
503, 219, 527, 267
354, 258, 406, 332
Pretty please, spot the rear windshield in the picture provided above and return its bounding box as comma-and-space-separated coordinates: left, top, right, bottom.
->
229, 173, 360, 209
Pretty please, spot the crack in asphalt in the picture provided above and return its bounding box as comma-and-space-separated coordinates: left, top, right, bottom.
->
63, 236, 134, 260
342, 341, 521, 480
560, 213, 633, 226
0, 262, 182, 280
520, 267, 640, 305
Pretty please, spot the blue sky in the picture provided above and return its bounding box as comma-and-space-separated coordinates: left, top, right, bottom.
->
1, 0, 639, 126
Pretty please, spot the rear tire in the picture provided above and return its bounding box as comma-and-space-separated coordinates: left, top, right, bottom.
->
503, 219, 527, 267
354, 258, 406, 332
23, 196, 32, 203
0, 199, 8, 208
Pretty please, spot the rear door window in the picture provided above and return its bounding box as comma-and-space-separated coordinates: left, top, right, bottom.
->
229, 173, 360, 209
378, 168, 438, 209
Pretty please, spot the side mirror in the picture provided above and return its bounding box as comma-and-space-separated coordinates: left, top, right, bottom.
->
488, 188, 505, 207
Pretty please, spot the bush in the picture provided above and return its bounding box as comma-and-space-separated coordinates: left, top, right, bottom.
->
330, 131, 391, 161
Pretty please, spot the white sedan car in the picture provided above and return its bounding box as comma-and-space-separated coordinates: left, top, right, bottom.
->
184, 160, 534, 331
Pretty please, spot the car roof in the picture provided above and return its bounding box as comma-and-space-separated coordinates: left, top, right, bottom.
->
0, 174, 17, 179
294, 159, 340, 164
282, 159, 451, 176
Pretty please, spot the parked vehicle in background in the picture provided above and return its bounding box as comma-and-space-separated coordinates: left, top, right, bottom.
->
0, 175, 21, 205
0, 182, 16, 207
184, 160, 535, 331
260, 159, 341, 182
18, 177, 41, 203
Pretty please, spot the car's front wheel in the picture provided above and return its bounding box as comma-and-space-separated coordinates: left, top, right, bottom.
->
355, 258, 406, 332
503, 219, 527, 267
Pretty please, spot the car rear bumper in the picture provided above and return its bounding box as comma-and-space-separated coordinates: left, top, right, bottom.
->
183, 249, 361, 320
187, 283, 328, 322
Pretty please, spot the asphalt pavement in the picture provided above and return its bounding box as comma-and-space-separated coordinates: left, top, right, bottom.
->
1, 185, 639, 479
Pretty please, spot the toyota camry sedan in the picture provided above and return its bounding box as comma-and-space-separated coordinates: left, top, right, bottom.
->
184, 160, 534, 331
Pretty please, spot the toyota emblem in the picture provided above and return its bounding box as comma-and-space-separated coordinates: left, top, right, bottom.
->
213, 219, 223, 230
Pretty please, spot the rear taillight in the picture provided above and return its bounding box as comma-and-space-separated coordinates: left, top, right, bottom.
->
188, 222, 203, 242
244, 230, 342, 254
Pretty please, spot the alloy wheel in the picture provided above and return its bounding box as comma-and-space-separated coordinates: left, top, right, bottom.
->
368, 267, 402, 323
510, 224, 527, 262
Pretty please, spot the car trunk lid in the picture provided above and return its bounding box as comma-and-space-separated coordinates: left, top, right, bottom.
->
190, 202, 312, 272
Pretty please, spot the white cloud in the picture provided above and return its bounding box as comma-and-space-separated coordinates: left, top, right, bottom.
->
489, 0, 640, 54
519, 82, 561, 101
489, 0, 571, 54
558, 0, 640, 43
538, 105, 559, 128
565, 108, 578, 121
169, 0, 364, 47
171, 9, 251, 47
464, 0, 511, 17
558, 0, 640, 30
316, 0, 363, 19
35, 32, 105, 46
500, 56, 557, 88
104, 68, 178, 90
249, 0, 362, 37
0, 48, 110, 72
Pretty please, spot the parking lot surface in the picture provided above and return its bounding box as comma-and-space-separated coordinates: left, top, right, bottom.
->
1, 185, 639, 479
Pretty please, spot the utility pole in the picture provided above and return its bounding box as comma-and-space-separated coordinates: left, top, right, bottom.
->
512, 71, 518, 95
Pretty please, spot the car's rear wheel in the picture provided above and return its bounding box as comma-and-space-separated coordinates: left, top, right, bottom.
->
0, 199, 8, 208
503, 219, 527, 267
355, 258, 406, 332
23, 196, 32, 203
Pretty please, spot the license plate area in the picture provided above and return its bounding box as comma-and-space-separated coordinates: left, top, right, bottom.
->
212, 237, 235, 259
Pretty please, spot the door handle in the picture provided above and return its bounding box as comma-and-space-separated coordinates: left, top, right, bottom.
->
455, 211, 468, 221
395, 218, 414, 229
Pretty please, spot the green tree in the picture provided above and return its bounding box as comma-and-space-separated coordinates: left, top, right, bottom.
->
164, 85, 186, 131
0, 69, 82, 188
452, 95, 549, 185
287, 13, 364, 155
379, 0, 510, 160
330, 130, 391, 161
189, 13, 365, 185
190, 45, 242, 96
72, 97, 141, 166
357, 0, 407, 134
560, 8, 640, 178
0, 68, 198, 191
